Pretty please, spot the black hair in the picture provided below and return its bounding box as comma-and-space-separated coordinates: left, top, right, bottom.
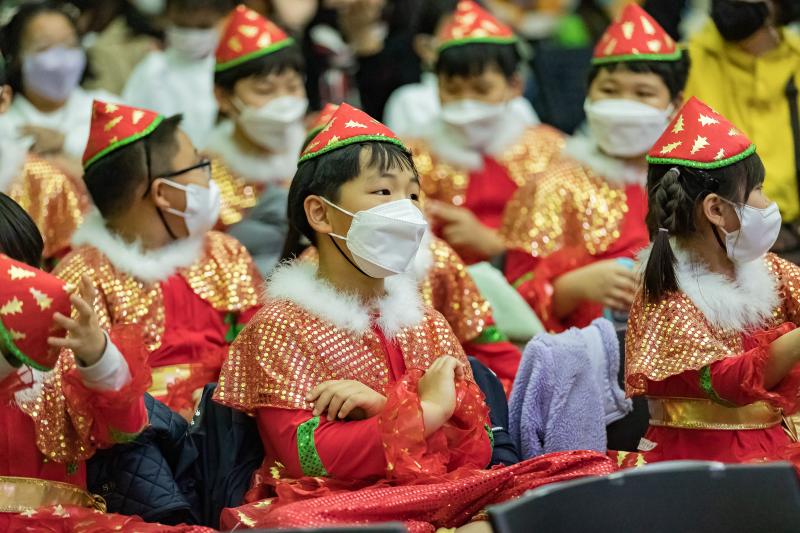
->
281, 142, 418, 261
643, 153, 765, 302
587, 49, 691, 100
412, 0, 458, 36
67, 0, 164, 39
0, 193, 44, 268
0, 1, 84, 94
166, 0, 234, 15
776, 0, 800, 25
83, 115, 183, 218
214, 44, 306, 92
435, 41, 521, 80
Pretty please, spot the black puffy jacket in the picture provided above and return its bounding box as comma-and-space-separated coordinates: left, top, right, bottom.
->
86, 394, 201, 525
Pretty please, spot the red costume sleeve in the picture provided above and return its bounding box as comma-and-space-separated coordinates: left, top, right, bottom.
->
256, 407, 388, 481
505, 247, 599, 332
61, 324, 151, 448
379, 369, 492, 483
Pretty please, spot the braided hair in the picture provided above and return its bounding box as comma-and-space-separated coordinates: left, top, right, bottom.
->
643, 153, 766, 302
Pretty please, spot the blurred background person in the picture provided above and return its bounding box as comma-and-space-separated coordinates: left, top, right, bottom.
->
0, 1, 117, 176
123, 0, 233, 148
73, 0, 165, 95
683, 0, 800, 256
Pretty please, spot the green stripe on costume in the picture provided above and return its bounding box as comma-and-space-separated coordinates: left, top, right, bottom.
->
297, 417, 329, 477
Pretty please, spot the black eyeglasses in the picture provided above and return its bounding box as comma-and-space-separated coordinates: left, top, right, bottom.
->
158, 159, 212, 180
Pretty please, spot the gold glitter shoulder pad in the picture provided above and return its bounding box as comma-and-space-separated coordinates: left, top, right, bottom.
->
626, 289, 753, 397
8, 156, 89, 260
215, 300, 470, 412
211, 157, 257, 227
421, 237, 491, 343
500, 158, 628, 258
16, 353, 94, 463
180, 231, 263, 313
411, 125, 565, 208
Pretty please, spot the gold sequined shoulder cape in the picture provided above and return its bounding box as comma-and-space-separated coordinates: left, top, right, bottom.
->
54, 231, 262, 351
500, 157, 630, 258
626, 253, 800, 396
420, 236, 491, 343
7, 155, 89, 260
411, 124, 565, 207
211, 157, 257, 227
215, 299, 469, 412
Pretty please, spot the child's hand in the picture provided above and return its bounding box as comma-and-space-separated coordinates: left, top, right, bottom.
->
47, 276, 106, 367
426, 201, 505, 257
576, 259, 638, 310
418, 355, 464, 432
307, 380, 387, 421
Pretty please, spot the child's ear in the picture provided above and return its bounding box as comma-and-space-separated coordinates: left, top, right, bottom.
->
305, 195, 333, 235
702, 194, 729, 230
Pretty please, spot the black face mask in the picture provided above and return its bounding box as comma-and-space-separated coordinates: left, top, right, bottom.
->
711, 0, 770, 42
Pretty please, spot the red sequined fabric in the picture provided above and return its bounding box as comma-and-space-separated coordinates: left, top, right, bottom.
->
221, 369, 615, 531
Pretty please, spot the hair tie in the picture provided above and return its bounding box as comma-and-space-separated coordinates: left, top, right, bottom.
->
659, 227, 669, 234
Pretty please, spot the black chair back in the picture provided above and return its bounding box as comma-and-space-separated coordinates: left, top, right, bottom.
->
489, 461, 800, 533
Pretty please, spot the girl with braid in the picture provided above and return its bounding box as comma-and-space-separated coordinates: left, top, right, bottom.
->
625, 96, 800, 464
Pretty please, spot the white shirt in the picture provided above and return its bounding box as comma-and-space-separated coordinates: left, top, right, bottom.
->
384, 72, 441, 139
2, 87, 117, 159
123, 49, 217, 148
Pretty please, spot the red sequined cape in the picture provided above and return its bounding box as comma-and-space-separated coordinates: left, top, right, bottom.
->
501, 158, 649, 332
54, 232, 262, 417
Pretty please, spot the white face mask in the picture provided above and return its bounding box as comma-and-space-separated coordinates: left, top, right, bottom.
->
166, 26, 219, 60
440, 99, 507, 150
720, 199, 782, 264
234, 95, 308, 152
585, 98, 673, 158
161, 179, 222, 237
131, 0, 166, 15
322, 198, 428, 278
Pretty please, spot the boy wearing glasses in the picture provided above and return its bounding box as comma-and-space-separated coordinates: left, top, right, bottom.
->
54, 100, 263, 419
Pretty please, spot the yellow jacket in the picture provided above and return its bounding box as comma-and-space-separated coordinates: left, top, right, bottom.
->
685, 22, 800, 221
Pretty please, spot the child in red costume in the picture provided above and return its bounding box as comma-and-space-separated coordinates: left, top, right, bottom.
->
501, 4, 688, 332
0, 194, 210, 532
214, 103, 614, 532
54, 101, 262, 420
626, 96, 800, 464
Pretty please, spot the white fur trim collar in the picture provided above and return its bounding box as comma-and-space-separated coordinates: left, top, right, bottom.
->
205, 119, 302, 185
423, 98, 536, 170
563, 135, 647, 187
640, 244, 779, 331
71, 211, 205, 283
266, 261, 425, 338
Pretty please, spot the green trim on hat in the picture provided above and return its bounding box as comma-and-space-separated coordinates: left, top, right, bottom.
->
0, 317, 50, 372
299, 134, 410, 163
647, 143, 756, 170
437, 35, 518, 53
591, 49, 682, 65
84, 115, 164, 170
214, 37, 295, 72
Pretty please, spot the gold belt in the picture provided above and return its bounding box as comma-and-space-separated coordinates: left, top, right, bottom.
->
0, 476, 106, 513
648, 397, 782, 430
149, 363, 195, 397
